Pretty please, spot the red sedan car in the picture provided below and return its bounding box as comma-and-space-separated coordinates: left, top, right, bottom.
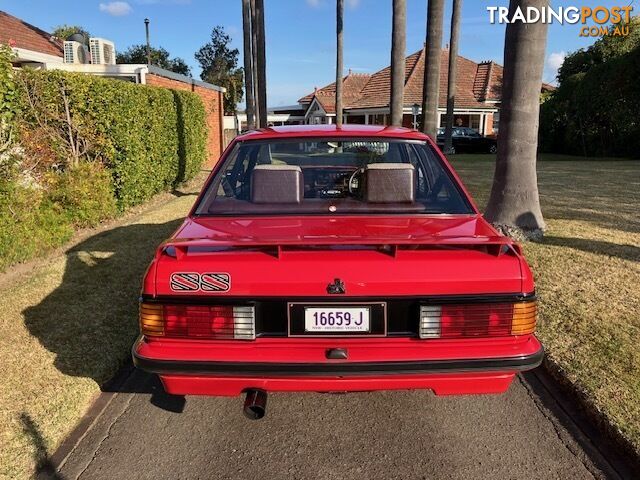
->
133, 125, 542, 419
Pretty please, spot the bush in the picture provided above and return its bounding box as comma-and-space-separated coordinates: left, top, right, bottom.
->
0, 64, 208, 272
47, 162, 117, 227
0, 180, 73, 271
16, 70, 208, 208
540, 46, 640, 159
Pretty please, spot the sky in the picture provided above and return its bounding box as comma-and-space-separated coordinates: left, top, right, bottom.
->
2, 0, 634, 106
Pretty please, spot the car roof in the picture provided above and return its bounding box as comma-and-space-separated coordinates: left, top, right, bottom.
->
236, 124, 430, 142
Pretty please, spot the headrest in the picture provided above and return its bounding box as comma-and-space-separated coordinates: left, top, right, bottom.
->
364, 163, 415, 203
250, 164, 304, 204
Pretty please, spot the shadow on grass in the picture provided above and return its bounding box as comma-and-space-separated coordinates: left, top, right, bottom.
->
22, 220, 187, 408
542, 235, 640, 263
20, 413, 65, 480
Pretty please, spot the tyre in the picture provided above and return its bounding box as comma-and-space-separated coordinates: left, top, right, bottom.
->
489, 144, 497, 154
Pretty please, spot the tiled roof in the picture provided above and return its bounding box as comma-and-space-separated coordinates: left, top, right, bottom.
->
299, 48, 507, 111
298, 72, 371, 113
0, 10, 63, 57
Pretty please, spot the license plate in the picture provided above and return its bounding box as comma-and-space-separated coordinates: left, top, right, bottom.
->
304, 307, 370, 332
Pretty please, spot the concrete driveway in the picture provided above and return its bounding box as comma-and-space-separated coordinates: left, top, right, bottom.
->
45, 368, 633, 480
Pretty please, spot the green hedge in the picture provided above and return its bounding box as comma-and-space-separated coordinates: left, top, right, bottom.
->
540, 47, 640, 158
17, 70, 207, 208
0, 65, 208, 271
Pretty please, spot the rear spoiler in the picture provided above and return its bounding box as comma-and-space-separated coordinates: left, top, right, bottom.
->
157, 236, 522, 260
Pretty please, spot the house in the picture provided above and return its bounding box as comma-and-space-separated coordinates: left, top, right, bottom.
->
0, 10, 63, 65
0, 10, 226, 165
277, 47, 553, 136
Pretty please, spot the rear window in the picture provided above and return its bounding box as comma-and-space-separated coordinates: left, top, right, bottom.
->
195, 138, 473, 216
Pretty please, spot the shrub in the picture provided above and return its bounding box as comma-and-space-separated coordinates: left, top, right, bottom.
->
0, 180, 73, 271
540, 46, 640, 158
172, 90, 208, 183
47, 162, 117, 227
0, 61, 208, 272
16, 69, 208, 208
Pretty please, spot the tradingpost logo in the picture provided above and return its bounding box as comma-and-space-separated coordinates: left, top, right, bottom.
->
487, 4, 634, 37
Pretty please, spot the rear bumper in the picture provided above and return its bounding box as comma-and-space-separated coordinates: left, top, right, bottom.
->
132, 335, 543, 396
133, 348, 543, 376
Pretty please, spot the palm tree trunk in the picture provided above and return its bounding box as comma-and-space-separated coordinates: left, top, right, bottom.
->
255, 0, 267, 128
242, 0, 256, 131
484, 0, 548, 240
421, 0, 444, 140
390, 0, 406, 126
250, 0, 260, 126
444, 0, 462, 153
335, 0, 344, 127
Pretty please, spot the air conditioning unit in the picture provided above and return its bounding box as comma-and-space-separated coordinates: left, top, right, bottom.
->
63, 41, 90, 64
89, 38, 116, 65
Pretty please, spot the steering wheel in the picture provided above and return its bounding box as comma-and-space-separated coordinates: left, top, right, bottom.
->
348, 168, 364, 196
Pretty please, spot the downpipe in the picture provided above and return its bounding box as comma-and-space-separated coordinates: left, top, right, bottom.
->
243, 389, 267, 420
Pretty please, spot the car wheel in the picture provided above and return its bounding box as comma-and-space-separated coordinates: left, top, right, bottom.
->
449, 145, 456, 155
489, 144, 497, 154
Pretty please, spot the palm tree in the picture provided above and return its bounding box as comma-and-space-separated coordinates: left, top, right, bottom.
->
390, 0, 406, 126
484, 0, 549, 240
443, 0, 462, 153
335, 0, 344, 127
250, 0, 260, 125
254, 0, 267, 128
421, 0, 445, 140
241, 0, 256, 130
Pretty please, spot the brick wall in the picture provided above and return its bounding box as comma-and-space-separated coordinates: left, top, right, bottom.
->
146, 73, 224, 168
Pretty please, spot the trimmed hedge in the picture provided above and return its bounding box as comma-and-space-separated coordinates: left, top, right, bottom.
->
0, 66, 208, 272
17, 70, 207, 208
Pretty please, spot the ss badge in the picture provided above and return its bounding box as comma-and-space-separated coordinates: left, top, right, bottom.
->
170, 272, 231, 292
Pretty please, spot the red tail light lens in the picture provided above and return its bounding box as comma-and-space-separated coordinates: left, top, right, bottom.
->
440, 304, 512, 338
419, 301, 537, 339
140, 303, 255, 339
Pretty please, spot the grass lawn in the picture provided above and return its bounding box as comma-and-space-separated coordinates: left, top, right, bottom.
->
0, 179, 203, 480
0, 155, 638, 478
451, 153, 640, 453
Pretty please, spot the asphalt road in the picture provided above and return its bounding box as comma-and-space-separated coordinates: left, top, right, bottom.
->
46, 368, 633, 480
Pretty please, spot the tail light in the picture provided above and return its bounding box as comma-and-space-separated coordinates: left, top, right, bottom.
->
419, 300, 537, 339
140, 303, 255, 340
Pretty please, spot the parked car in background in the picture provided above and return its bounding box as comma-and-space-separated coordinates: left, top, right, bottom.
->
437, 127, 498, 154
133, 125, 541, 419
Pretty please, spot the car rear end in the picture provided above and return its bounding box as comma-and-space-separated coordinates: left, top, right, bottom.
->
132, 126, 542, 403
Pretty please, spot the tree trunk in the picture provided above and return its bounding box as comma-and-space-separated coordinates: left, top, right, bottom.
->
250, 0, 260, 126
444, 0, 462, 153
255, 0, 267, 128
335, 0, 344, 127
484, 0, 548, 240
390, 0, 406, 127
421, 0, 444, 140
242, 0, 256, 131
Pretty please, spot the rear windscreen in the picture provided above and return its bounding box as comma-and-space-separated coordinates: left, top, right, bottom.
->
195, 138, 473, 216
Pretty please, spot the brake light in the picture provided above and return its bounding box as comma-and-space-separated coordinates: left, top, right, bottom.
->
139, 303, 255, 340
419, 300, 537, 339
